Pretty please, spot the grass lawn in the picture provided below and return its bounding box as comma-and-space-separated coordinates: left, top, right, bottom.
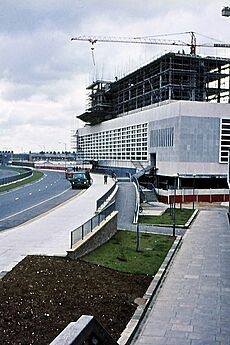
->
83, 230, 175, 275
7, 167, 29, 174
0, 170, 43, 192
138, 208, 194, 226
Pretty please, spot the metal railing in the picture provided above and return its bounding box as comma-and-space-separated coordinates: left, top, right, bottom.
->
96, 182, 117, 209
0, 168, 33, 186
70, 201, 116, 248
132, 175, 141, 224
139, 181, 158, 202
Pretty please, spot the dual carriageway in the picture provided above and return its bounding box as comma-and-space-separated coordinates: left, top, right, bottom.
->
0, 169, 80, 231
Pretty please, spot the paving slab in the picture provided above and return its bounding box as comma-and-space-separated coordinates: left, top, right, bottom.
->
131, 208, 230, 345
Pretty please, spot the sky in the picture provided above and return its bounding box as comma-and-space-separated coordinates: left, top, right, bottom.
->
0, 0, 229, 153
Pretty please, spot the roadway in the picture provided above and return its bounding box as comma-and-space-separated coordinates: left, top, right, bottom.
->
0, 174, 114, 273
0, 168, 18, 178
0, 170, 80, 231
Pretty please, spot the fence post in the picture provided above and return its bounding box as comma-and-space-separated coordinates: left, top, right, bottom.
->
136, 222, 141, 252
81, 224, 84, 240
70, 231, 73, 249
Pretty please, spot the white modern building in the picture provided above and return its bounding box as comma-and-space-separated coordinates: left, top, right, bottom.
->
75, 52, 230, 197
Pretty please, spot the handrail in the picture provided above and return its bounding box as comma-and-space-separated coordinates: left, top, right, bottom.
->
96, 181, 117, 210
70, 201, 116, 248
139, 181, 155, 190
139, 181, 158, 201
132, 175, 141, 224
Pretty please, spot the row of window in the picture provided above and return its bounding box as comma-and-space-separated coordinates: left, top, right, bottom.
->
150, 127, 174, 147
220, 119, 230, 163
78, 123, 148, 161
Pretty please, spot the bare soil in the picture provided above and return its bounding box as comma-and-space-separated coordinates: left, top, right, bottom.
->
0, 255, 152, 345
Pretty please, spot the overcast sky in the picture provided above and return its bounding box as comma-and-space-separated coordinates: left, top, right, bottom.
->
0, 0, 229, 153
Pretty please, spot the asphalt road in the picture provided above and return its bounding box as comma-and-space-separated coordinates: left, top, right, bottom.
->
0, 169, 18, 179
0, 170, 80, 231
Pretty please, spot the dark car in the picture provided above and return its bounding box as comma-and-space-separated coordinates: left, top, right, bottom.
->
70, 170, 92, 189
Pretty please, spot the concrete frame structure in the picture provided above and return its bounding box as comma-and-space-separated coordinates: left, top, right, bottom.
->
75, 52, 230, 191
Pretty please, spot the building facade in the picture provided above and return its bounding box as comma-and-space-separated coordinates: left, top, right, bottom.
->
75, 52, 230, 188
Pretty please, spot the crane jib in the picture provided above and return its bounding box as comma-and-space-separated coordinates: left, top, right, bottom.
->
214, 43, 230, 48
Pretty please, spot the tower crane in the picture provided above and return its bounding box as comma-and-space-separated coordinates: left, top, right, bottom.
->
71, 31, 230, 56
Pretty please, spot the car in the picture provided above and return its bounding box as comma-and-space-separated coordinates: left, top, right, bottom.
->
65, 167, 74, 180
70, 170, 92, 189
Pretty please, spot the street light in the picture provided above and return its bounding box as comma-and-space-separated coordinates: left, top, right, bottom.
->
228, 150, 230, 220
172, 176, 176, 237
177, 173, 182, 210
192, 174, 196, 210
222, 6, 230, 17
59, 142, 67, 170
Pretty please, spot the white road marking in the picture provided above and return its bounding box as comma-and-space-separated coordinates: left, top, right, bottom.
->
0, 187, 71, 222
0, 172, 48, 196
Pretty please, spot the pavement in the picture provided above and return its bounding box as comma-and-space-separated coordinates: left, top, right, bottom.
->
116, 181, 185, 236
0, 173, 114, 275
131, 207, 230, 345
139, 201, 168, 216
1, 176, 230, 345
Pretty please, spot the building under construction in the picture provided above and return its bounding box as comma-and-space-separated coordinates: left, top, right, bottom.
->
75, 51, 230, 200
78, 52, 230, 125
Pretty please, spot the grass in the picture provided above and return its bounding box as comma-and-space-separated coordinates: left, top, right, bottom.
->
0, 170, 44, 193
83, 230, 175, 275
138, 208, 194, 226
6, 167, 29, 174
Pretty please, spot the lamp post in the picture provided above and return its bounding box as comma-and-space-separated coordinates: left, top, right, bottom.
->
177, 173, 182, 210
136, 222, 141, 252
192, 174, 196, 210
222, 6, 230, 17
228, 150, 230, 220
59, 142, 67, 170
172, 176, 176, 237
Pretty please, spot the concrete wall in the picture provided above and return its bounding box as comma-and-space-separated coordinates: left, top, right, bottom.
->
78, 101, 230, 136
67, 212, 118, 260
78, 101, 230, 177
178, 116, 220, 163
149, 115, 222, 175
50, 315, 118, 345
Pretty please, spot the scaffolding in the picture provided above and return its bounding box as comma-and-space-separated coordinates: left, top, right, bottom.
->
78, 52, 230, 124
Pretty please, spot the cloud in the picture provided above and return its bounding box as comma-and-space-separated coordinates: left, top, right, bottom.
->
0, 0, 229, 152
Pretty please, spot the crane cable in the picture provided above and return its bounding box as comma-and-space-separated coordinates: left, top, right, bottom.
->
91, 43, 96, 66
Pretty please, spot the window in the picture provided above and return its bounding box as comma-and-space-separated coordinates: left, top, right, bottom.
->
220, 118, 230, 163
78, 123, 148, 161
150, 127, 174, 147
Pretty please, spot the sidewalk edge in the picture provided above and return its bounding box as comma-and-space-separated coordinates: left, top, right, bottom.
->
118, 235, 182, 345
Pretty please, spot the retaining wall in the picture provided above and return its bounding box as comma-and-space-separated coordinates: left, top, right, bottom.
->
67, 211, 118, 260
